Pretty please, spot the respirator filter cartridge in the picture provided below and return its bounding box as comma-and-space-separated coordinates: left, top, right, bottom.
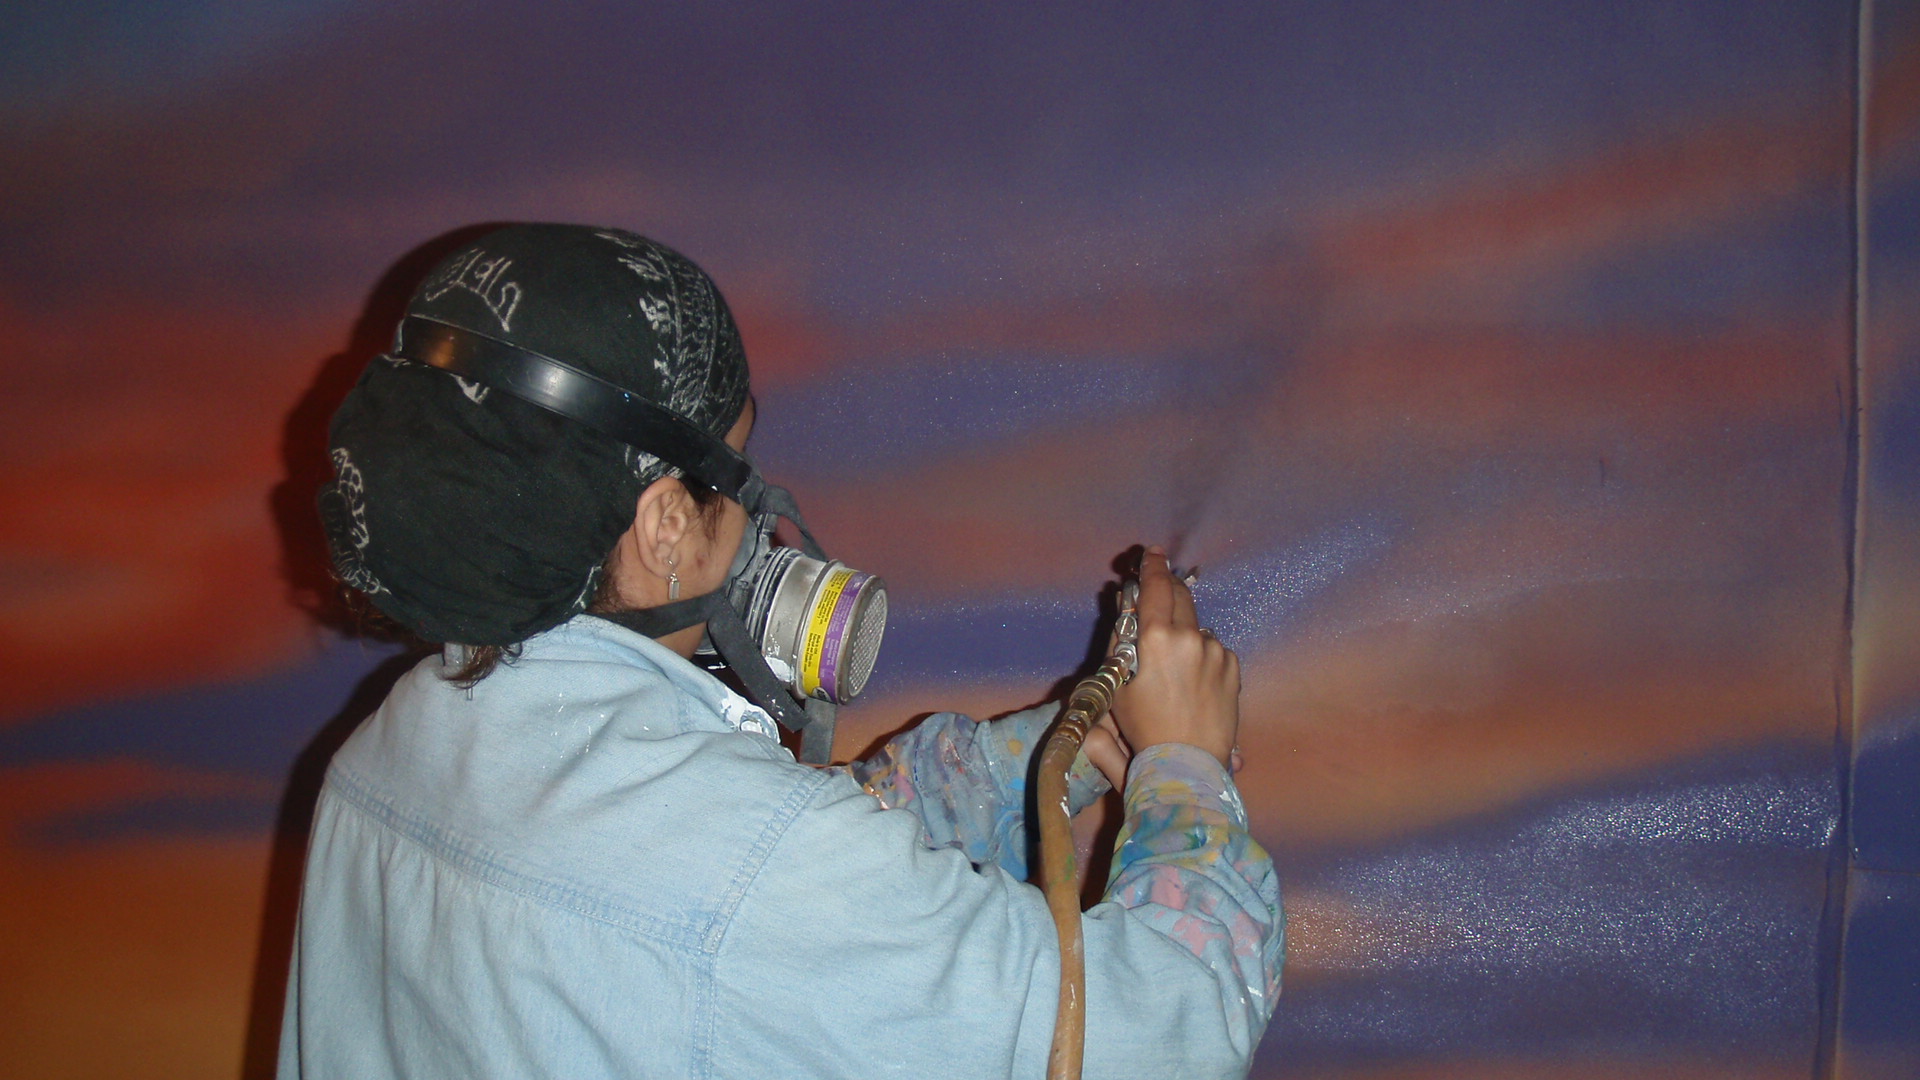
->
740, 548, 888, 704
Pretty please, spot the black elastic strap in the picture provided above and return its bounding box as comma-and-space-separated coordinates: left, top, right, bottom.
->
800, 698, 837, 766
753, 484, 826, 561
394, 315, 757, 505
598, 598, 833, 763
596, 592, 726, 639
702, 604, 814, 740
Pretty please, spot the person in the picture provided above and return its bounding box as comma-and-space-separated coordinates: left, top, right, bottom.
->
281, 223, 1283, 1079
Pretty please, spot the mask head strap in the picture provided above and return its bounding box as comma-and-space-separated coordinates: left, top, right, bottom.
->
749, 482, 826, 561
395, 315, 759, 506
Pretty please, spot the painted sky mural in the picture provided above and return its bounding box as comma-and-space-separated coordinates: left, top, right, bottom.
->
1, 2, 1916, 1078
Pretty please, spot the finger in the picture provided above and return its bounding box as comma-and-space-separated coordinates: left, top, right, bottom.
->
1137, 546, 1200, 632
1134, 546, 1175, 629
1196, 630, 1228, 669
1083, 727, 1131, 792
1167, 570, 1198, 631
1229, 747, 1244, 774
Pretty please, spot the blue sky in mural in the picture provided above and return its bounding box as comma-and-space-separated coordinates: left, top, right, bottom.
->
0, 636, 408, 841
0, 0, 1856, 313
751, 353, 1181, 476
1264, 740, 1836, 1067
1550, 195, 1853, 330
1840, 871, 1920, 1046
0, 0, 350, 122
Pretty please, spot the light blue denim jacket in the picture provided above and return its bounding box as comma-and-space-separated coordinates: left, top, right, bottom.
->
280, 615, 1282, 1079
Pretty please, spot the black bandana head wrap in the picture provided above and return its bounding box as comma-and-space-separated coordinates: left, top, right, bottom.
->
318, 224, 751, 646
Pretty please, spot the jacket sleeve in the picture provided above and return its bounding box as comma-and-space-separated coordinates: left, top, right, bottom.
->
1102, 744, 1285, 1031
844, 704, 1111, 879
713, 742, 1283, 1080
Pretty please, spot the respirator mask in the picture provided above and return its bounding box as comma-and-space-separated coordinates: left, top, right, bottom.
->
393, 315, 886, 762
707, 505, 888, 708
676, 474, 889, 762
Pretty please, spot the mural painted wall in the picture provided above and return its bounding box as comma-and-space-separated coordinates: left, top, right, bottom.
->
0, 2, 1914, 1077
1842, 5, 1920, 1077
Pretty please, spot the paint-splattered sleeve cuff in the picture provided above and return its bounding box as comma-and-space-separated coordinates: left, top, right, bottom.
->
1103, 742, 1285, 1025
844, 704, 1110, 878
993, 702, 1113, 814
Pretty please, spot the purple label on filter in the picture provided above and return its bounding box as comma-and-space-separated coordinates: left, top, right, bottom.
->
816, 571, 870, 699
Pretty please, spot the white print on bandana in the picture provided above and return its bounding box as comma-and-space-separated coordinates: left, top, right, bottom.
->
566, 566, 600, 616
615, 252, 669, 283
594, 230, 646, 250
596, 230, 667, 283
602, 238, 681, 375
623, 444, 665, 482
329, 447, 386, 595
636, 294, 673, 335
452, 375, 490, 404
422, 248, 523, 331
596, 229, 736, 422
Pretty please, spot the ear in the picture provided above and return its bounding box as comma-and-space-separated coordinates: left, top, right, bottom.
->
630, 475, 695, 578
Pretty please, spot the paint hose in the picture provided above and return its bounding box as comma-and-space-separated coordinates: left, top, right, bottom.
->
1036, 581, 1140, 1080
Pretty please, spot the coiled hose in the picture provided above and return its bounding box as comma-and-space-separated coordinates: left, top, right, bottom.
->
1034, 581, 1139, 1080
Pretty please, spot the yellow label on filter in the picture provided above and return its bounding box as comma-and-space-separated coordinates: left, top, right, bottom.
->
800, 568, 854, 697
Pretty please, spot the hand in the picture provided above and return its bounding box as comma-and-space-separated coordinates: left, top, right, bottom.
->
1108, 546, 1240, 769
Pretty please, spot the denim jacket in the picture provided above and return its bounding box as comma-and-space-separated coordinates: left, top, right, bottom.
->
279, 615, 1282, 1079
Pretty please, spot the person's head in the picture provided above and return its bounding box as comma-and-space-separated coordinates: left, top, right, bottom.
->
318, 224, 753, 679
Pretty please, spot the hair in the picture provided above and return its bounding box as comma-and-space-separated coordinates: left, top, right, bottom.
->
441, 472, 728, 687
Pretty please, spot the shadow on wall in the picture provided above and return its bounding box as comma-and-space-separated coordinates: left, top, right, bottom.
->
268, 223, 509, 640
242, 228, 513, 1078
239, 646, 421, 1079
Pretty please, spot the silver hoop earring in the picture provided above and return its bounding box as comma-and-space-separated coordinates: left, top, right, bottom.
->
666, 554, 680, 601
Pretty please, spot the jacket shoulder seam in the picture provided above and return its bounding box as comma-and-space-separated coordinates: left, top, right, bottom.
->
701, 765, 838, 955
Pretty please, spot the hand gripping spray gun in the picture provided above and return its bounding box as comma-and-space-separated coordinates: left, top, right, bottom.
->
1034, 576, 1143, 1080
